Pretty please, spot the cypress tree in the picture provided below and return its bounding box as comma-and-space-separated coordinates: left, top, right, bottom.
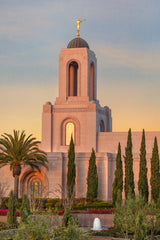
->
150, 137, 160, 203
138, 129, 148, 203
20, 194, 30, 223
124, 128, 135, 199
67, 135, 76, 199
112, 143, 123, 205
86, 148, 98, 199
7, 190, 17, 225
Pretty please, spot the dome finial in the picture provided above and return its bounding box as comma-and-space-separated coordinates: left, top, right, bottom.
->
74, 18, 86, 38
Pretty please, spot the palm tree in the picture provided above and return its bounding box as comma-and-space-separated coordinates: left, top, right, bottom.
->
0, 130, 48, 199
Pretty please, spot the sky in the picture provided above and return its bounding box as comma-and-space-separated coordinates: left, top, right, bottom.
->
0, 0, 160, 140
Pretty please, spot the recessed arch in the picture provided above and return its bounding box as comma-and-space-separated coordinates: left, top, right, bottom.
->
90, 62, 95, 99
68, 61, 78, 96
61, 117, 80, 146
31, 179, 41, 198
20, 168, 48, 198
66, 122, 74, 145
99, 120, 105, 132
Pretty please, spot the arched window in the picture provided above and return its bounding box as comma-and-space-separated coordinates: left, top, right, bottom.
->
66, 122, 74, 145
68, 61, 78, 96
31, 179, 41, 198
90, 62, 94, 99
99, 120, 105, 132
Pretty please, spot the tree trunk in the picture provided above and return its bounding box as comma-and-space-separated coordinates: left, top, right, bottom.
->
14, 175, 19, 200
13, 165, 21, 200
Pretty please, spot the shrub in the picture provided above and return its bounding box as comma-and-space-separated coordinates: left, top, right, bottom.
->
20, 194, 30, 223
74, 198, 86, 204
55, 201, 64, 209
17, 198, 22, 210
85, 202, 113, 209
10, 211, 91, 240
92, 227, 121, 237
0, 222, 18, 231
45, 202, 54, 209
0, 197, 9, 209
46, 198, 59, 204
0, 209, 9, 216
56, 209, 65, 215
72, 203, 85, 210
7, 191, 17, 225
62, 208, 74, 227
0, 209, 20, 216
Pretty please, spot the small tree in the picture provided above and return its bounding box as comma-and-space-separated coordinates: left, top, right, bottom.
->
7, 190, 17, 225
124, 128, 135, 199
134, 211, 147, 240
114, 192, 136, 238
67, 136, 76, 201
86, 148, 98, 199
112, 143, 123, 206
138, 129, 148, 204
150, 137, 160, 204
62, 207, 74, 227
20, 194, 30, 223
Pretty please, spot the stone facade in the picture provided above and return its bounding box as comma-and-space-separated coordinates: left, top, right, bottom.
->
1, 37, 160, 201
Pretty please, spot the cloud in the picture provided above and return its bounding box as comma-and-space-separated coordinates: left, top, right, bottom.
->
96, 45, 160, 73
0, 1, 58, 40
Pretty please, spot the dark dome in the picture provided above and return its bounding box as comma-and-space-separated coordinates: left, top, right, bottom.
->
67, 37, 89, 49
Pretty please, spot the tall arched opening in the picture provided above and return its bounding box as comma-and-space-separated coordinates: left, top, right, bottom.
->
68, 61, 78, 96
90, 62, 95, 99
66, 122, 74, 145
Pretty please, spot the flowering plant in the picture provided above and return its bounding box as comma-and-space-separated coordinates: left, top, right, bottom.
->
0, 209, 20, 216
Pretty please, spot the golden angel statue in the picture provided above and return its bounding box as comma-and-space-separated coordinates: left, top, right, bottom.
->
74, 18, 86, 38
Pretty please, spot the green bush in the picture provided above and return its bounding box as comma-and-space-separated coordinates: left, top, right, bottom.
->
55, 201, 64, 209
17, 201, 22, 210
72, 198, 113, 210
44, 198, 60, 209
9, 212, 91, 240
46, 198, 59, 204
0, 222, 18, 231
20, 194, 30, 223
72, 203, 85, 210
85, 202, 113, 209
92, 227, 122, 237
0, 197, 9, 209
74, 198, 86, 204
62, 208, 74, 227
93, 198, 104, 203
0, 202, 8, 209
7, 191, 17, 225
0, 222, 8, 231
45, 202, 54, 209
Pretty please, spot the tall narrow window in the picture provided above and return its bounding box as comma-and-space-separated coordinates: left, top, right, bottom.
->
31, 179, 41, 198
68, 61, 78, 96
90, 63, 94, 99
99, 120, 105, 132
66, 122, 74, 145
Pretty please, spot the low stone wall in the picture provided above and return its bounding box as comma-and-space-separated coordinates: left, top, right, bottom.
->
0, 216, 21, 223
73, 213, 114, 227
0, 216, 7, 223
0, 214, 114, 228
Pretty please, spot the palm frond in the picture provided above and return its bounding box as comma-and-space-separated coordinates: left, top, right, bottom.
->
0, 130, 48, 171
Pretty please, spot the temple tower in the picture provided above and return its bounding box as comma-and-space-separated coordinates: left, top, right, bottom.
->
42, 37, 112, 153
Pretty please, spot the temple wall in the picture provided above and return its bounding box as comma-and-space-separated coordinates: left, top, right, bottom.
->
98, 131, 160, 154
